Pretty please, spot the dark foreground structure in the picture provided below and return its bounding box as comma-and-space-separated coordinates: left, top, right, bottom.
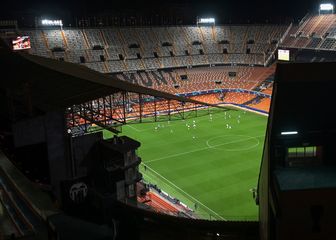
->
0, 39, 258, 240
258, 62, 336, 240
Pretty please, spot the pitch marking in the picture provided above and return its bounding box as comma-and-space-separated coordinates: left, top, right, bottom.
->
142, 163, 226, 221
146, 134, 264, 164
206, 135, 260, 151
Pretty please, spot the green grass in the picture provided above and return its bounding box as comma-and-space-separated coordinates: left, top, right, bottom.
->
104, 109, 268, 221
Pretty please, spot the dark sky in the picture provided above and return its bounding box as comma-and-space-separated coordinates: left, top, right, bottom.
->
0, 0, 327, 23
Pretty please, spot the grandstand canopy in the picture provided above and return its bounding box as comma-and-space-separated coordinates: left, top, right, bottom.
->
0, 40, 212, 113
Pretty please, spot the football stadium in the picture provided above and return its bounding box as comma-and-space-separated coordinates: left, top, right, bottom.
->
1, 1, 336, 239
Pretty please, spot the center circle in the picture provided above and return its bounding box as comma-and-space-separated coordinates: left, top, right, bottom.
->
206, 135, 260, 151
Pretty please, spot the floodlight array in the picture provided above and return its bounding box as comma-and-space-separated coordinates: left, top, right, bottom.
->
320, 3, 334, 11
41, 19, 63, 26
198, 18, 215, 24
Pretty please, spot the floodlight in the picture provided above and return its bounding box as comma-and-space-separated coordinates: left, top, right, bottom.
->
41, 19, 63, 26
198, 18, 215, 24
320, 3, 334, 11
281, 131, 298, 135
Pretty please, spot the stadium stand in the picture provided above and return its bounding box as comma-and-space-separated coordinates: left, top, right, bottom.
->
281, 14, 336, 50
16, 25, 281, 113
22, 25, 287, 73
115, 65, 275, 95
248, 97, 271, 112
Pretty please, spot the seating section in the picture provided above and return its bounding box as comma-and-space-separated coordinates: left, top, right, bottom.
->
281, 14, 336, 50
138, 191, 184, 217
223, 92, 257, 104
20, 30, 50, 57
20, 26, 281, 112
189, 92, 271, 113
115, 65, 275, 94
248, 97, 271, 112
23, 25, 287, 73
43, 30, 65, 49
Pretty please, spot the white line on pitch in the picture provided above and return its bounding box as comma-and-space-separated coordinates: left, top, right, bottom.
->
142, 163, 226, 221
145, 134, 265, 164
125, 124, 145, 132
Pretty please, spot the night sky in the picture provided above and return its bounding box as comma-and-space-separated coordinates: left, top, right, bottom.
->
0, 0, 328, 23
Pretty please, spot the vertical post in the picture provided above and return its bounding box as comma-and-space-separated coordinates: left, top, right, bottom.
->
109, 95, 113, 121
182, 101, 185, 120
71, 106, 76, 129
139, 93, 142, 123
90, 101, 94, 124
168, 100, 171, 121
103, 97, 107, 126
83, 103, 88, 133
154, 97, 157, 122
122, 91, 127, 124
195, 103, 198, 118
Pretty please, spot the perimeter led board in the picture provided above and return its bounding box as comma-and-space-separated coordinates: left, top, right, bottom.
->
12, 36, 31, 50
278, 49, 290, 61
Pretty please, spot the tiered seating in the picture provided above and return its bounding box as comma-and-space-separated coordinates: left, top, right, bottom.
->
86, 49, 105, 62
43, 30, 65, 49
320, 38, 336, 49
154, 27, 174, 46
102, 28, 126, 63
190, 55, 208, 66
159, 57, 174, 68
125, 59, 145, 71
115, 65, 275, 97
66, 50, 87, 63
281, 14, 336, 50
106, 47, 123, 60
107, 60, 126, 72
262, 87, 273, 95
143, 58, 161, 70
173, 27, 192, 56
25, 24, 286, 73
186, 27, 204, 55
63, 30, 87, 49
190, 92, 257, 106
200, 27, 221, 54
136, 28, 160, 58
223, 92, 256, 104
84, 29, 105, 47
229, 26, 247, 53
190, 93, 222, 104
84, 62, 106, 73
20, 30, 50, 57
208, 54, 225, 64
281, 24, 300, 46
174, 56, 191, 67
249, 97, 271, 112
296, 15, 333, 37
147, 192, 179, 213
306, 38, 322, 49
326, 22, 336, 38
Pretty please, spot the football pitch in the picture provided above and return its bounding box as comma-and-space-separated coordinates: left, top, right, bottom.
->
104, 108, 268, 221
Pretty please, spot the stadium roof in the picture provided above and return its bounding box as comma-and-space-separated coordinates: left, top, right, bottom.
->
0, 40, 213, 113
